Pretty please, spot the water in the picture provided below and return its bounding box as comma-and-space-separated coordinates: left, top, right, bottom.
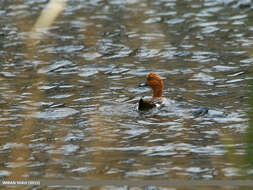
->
0, 0, 253, 189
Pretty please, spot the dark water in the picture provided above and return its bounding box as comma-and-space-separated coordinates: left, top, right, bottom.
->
0, 0, 253, 189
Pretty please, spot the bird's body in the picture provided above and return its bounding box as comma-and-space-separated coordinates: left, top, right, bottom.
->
138, 73, 167, 111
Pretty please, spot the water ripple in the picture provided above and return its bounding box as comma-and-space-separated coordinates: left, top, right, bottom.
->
33, 108, 79, 120
0, 0, 251, 181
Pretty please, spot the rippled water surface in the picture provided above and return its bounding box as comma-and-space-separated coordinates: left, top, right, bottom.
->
1, 0, 253, 189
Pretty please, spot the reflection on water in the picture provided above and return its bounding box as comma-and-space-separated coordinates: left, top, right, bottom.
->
0, 0, 252, 189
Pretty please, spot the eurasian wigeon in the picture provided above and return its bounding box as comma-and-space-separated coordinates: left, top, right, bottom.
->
138, 73, 169, 111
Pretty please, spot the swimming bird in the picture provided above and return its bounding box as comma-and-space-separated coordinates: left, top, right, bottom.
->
138, 72, 209, 116
138, 73, 167, 111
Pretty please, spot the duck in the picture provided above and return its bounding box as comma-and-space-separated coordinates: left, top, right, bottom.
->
138, 72, 209, 116
138, 72, 168, 111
